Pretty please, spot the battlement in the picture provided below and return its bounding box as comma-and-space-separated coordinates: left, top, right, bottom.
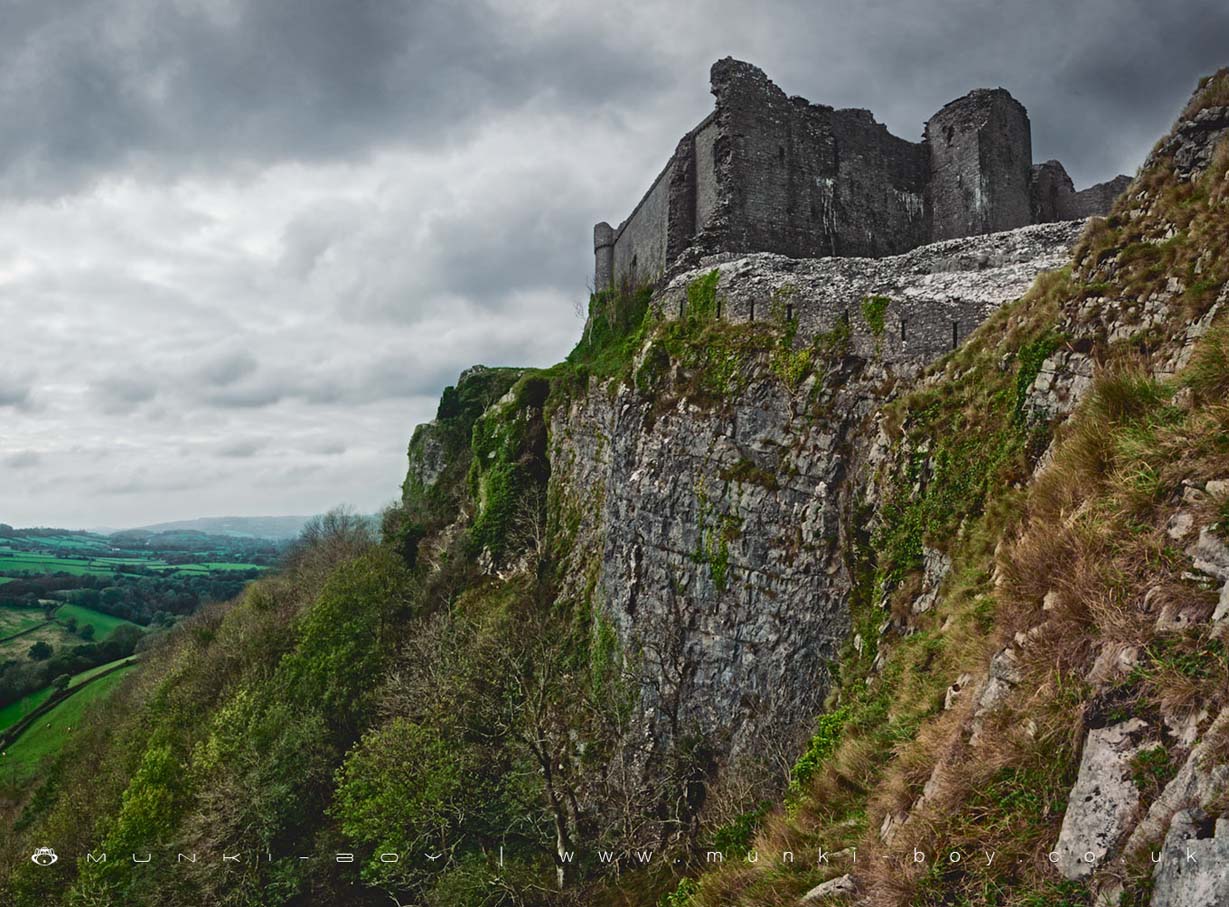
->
595, 60, 1129, 290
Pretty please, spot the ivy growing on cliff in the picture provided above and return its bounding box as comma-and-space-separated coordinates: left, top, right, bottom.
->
860, 294, 890, 337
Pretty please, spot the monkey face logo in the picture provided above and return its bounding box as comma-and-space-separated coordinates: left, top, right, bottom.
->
31, 847, 58, 866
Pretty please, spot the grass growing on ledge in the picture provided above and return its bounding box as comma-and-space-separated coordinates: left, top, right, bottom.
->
861, 295, 890, 337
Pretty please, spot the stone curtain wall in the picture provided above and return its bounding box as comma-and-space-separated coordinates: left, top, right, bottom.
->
704, 59, 931, 261
609, 159, 672, 285
658, 220, 1083, 371
595, 59, 1130, 291
1032, 160, 1134, 223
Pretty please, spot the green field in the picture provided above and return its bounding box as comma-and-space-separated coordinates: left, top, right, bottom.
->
0, 656, 138, 733
67, 656, 135, 688
54, 603, 136, 637
0, 666, 134, 784
0, 621, 77, 663
0, 604, 138, 662
0, 544, 268, 580
0, 604, 45, 639
0, 687, 54, 733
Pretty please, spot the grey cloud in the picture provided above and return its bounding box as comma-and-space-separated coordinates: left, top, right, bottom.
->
0, 0, 668, 197
216, 438, 267, 459
93, 373, 158, 413
99, 473, 213, 496
195, 352, 464, 411
195, 350, 259, 387
4, 450, 42, 468
309, 441, 347, 456
0, 374, 34, 410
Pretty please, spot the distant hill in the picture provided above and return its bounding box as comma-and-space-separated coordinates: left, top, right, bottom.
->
132, 515, 313, 540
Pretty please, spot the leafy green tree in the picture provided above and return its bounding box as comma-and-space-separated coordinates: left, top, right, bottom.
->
28, 641, 52, 661
52, 674, 71, 691
283, 548, 414, 726
332, 718, 468, 890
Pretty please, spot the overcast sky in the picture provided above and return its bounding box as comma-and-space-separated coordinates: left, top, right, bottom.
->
1, 0, 1226, 529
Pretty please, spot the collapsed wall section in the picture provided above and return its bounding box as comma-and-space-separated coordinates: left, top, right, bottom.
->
1032, 160, 1134, 222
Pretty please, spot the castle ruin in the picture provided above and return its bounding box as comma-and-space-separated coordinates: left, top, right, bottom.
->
594, 59, 1129, 289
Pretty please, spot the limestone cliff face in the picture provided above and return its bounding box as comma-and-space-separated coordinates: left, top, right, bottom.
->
543, 222, 1080, 791
400, 66, 1229, 907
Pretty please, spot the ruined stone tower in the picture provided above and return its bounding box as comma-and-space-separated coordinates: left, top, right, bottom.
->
925, 88, 1033, 240
594, 59, 1129, 290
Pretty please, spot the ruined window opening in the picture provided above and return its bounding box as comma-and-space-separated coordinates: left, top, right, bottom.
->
900, 318, 907, 343
841, 309, 850, 325
951, 320, 959, 349
778, 145, 786, 163
680, 299, 685, 318
748, 299, 755, 321
716, 298, 722, 319
785, 303, 794, 321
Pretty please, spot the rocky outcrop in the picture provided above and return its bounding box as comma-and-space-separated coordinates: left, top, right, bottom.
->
1053, 719, 1155, 879
1150, 810, 1229, 907
1148, 94, 1229, 180
549, 222, 1079, 790
800, 873, 857, 903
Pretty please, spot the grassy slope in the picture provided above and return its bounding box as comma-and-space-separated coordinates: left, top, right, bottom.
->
0, 688, 54, 734
1, 667, 134, 784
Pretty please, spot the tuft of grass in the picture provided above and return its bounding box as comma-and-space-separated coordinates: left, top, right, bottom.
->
861, 295, 890, 337
1130, 746, 1175, 795
720, 459, 780, 491
1183, 323, 1229, 403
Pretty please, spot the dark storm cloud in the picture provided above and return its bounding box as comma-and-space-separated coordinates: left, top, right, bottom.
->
4, 0, 1227, 198
5, 0, 1229, 529
752, 0, 1229, 186
0, 0, 667, 197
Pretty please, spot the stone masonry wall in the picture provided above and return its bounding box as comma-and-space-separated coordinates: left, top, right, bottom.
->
659, 219, 1083, 372
609, 157, 672, 285
925, 88, 1033, 240
1032, 160, 1133, 222
700, 59, 931, 261
595, 60, 1128, 290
